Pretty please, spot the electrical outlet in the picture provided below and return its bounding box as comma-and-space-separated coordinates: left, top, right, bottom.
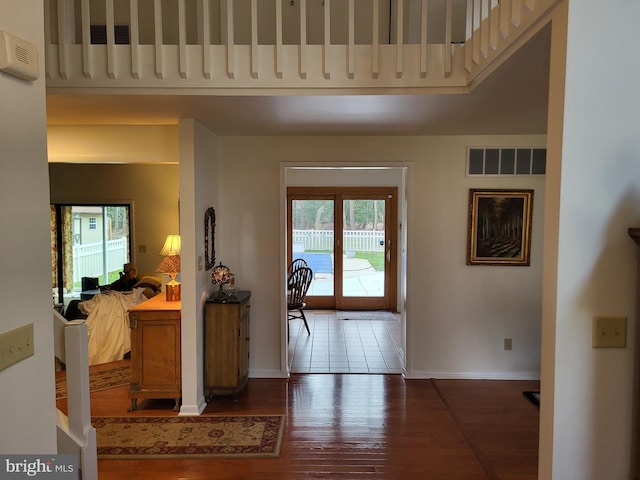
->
198, 255, 204, 271
0, 323, 34, 371
592, 316, 626, 348
504, 338, 512, 351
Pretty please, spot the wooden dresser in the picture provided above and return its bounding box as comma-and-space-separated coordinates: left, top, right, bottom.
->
204, 291, 251, 401
127, 295, 181, 411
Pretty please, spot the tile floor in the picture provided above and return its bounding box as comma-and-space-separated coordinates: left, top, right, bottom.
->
288, 310, 404, 374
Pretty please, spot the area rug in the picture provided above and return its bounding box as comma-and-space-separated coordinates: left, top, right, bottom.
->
523, 391, 540, 408
336, 311, 399, 321
56, 365, 130, 399
93, 415, 285, 459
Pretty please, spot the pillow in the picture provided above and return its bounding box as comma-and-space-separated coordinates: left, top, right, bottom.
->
134, 276, 162, 298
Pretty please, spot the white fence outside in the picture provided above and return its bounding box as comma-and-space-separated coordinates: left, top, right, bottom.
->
293, 230, 385, 253
72, 238, 128, 283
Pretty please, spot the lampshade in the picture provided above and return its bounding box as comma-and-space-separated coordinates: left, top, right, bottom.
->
156, 254, 181, 302
159, 234, 181, 256
156, 255, 181, 277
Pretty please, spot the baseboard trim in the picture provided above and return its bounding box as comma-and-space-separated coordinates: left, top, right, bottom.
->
404, 370, 540, 381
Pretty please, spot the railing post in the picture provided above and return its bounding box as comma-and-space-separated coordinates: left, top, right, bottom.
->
106, 0, 116, 78
323, 0, 330, 79
178, 0, 187, 78
226, 0, 235, 79
251, 0, 258, 78
276, 0, 283, 78
420, 0, 428, 78
372, 0, 379, 78
200, 0, 211, 79
154, 0, 164, 78
396, 0, 404, 78
347, 0, 354, 79
444, 0, 452, 75
80, 0, 92, 78
299, 0, 307, 79
130, 0, 140, 78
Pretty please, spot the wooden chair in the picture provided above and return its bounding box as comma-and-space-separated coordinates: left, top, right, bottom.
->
287, 266, 312, 340
287, 258, 309, 290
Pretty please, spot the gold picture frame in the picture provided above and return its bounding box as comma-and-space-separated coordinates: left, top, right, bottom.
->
467, 189, 534, 266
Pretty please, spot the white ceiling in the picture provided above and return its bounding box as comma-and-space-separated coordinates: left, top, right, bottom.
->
46, 26, 550, 137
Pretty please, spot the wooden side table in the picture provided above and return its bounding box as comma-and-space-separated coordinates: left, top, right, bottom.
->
127, 295, 181, 411
204, 291, 251, 401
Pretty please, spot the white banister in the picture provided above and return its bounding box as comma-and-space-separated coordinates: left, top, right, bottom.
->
154, 0, 164, 78
512, 0, 523, 26
480, 0, 488, 58
276, 0, 283, 79
226, 0, 235, 79
80, 0, 92, 78
489, 0, 499, 49
444, 0, 452, 75
299, 0, 307, 79
56, 0, 72, 79
130, 0, 140, 78
251, 0, 258, 78
54, 311, 97, 480
396, 0, 404, 78
420, 0, 428, 77
106, 0, 116, 78
178, 0, 187, 78
372, 0, 379, 78
43, 0, 559, 92
323, 0, 330, 79
348, 0, 354, 79
201, 0, 211, 79
499, 0, 510, 37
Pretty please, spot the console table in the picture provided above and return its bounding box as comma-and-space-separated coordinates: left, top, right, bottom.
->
127, 295, 181, 411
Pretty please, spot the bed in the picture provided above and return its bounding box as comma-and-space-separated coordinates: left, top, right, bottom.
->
77, 276, 162, 365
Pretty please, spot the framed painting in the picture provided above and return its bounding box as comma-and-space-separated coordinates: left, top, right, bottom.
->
467, 189, 534, 266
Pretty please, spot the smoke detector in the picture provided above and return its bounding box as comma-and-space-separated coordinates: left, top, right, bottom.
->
0, 30, 39, 81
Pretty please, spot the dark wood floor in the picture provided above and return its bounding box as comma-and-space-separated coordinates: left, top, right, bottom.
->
58, 365, 540, 480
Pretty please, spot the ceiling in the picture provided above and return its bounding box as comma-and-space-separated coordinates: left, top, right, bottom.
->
45, 27, 551, 137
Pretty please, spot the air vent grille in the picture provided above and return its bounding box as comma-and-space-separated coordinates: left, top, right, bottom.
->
467, 147, 546, 176
14, 45, 29, 64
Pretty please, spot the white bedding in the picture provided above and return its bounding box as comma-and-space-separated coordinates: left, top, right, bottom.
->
79, 288, 147, 365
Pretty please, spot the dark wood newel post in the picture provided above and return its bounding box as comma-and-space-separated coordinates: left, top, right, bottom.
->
628, 228, 640, 480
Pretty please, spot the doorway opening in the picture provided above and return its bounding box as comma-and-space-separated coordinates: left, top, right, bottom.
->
282, 165, 408, 376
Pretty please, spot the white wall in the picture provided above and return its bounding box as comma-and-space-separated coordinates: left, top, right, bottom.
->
178, 119, 220, 415
217, 135, 545, 379
542, 1, 640, 478
0, 0, 58, 453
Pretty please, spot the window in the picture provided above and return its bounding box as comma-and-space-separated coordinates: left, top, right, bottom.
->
51, 204, 132, 305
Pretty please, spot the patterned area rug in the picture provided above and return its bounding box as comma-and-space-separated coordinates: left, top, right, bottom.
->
56, 365, 130, 399
336, 311, 399, 321
94, 415, 285, 459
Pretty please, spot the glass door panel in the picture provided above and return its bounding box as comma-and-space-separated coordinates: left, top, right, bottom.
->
291, 199, 335, 299
342, 199, 386, 298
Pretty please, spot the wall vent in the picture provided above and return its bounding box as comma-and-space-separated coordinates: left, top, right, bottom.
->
467, 147, 546, 176
0, 30, 39, 81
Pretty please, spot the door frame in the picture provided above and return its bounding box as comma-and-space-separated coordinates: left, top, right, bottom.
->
281, 163, 410, 377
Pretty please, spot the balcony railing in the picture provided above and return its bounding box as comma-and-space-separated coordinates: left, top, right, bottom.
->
44, 0, 559, 92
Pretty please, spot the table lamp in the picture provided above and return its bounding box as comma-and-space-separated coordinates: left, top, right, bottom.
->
157, 234, 181, 301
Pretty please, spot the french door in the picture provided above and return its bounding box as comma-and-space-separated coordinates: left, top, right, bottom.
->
287, 187, 397, 311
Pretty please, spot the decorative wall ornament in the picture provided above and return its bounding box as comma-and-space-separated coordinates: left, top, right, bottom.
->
467, 189, 534, 266
204, 207, 216, 270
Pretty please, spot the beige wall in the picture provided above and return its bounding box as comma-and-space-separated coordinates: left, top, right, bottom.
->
215, 134, 546, 379
0, 0, 57, 454
49, 163, 180, 277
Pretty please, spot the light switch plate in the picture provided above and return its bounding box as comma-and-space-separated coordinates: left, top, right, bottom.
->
592, 316, 626, 348
0, 323, 34, 371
